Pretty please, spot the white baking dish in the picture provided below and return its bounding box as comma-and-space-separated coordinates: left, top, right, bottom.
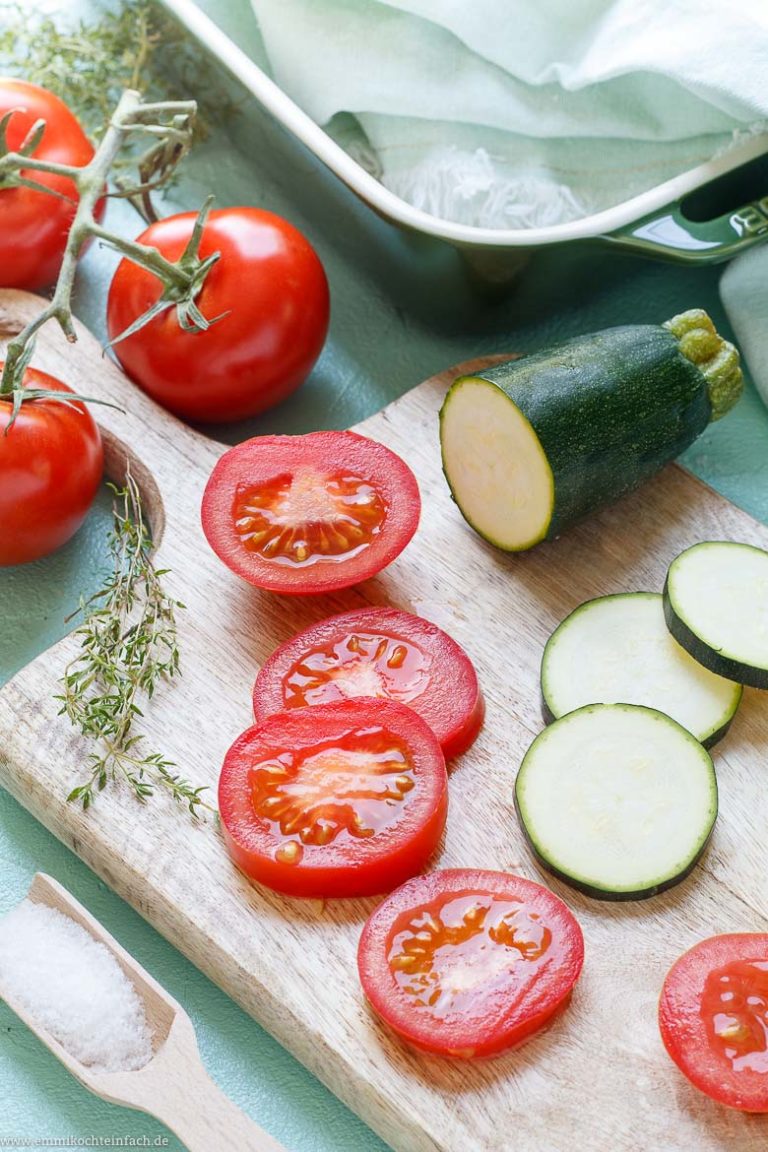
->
159, 0, 768, 276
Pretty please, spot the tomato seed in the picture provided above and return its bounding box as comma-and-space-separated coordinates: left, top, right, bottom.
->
275, 841, 303, 865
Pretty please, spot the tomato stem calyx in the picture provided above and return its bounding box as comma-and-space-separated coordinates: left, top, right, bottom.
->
105, 196, 226, 347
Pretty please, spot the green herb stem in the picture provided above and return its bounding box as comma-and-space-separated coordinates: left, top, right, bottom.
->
58, 470, 210, 819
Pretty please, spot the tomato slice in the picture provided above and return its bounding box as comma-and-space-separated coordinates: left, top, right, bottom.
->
252, 607, 484, 759
218, 699, 447, 897
659, 933, 768, 1111
201, 431, 420, 595
358, 869, 584, 1058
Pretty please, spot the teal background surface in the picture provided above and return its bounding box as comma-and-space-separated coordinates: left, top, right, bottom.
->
3, 2, 768, 1149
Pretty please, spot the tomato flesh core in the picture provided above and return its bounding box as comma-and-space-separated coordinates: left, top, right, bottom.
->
233, 468, 387, 567
250, 725, 416, 861
702, 959, 768, 1073
388, 893, 553, 1020
283, 630, 430, 707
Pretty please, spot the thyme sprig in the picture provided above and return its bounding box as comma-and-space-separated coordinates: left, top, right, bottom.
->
58, 470, 210, 819
0, 0, 238, 221
0, 1, 234, 144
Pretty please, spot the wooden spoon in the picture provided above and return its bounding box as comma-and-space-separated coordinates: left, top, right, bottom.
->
1, 873, 287, 1152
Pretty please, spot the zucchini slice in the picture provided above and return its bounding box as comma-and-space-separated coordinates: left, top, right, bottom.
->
514, 704, 717, 901
664, 541, 768, 689
439, 310, 742, 551
541, 593, 742, 747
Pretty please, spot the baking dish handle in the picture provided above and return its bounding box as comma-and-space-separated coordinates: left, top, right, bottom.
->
601, 198, 768, 264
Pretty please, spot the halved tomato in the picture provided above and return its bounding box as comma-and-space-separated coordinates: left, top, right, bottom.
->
218, 698, 447, 897
358, 869, 584, 1058
252, 607, 484, 759
659, 933, 768, 1111
201, 431, 420, 595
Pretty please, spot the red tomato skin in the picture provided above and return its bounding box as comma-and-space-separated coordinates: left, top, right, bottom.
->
106, 208, 330, 423
0, 366, 103, 565
201, 431, 421, 595
659, 933, 768, 1112
0, 79, 104, 291
252, 607, 484, 759
358, 869, 584, 1058
218, 699, 448, 898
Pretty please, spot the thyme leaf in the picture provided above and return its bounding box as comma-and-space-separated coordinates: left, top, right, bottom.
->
58, 469, 211, 819
0, 1, 238, 154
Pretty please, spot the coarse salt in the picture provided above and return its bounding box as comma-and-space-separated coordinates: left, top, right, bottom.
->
0, 899, 153, 1073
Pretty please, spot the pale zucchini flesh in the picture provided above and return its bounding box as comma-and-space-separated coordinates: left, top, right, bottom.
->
664, 541, 768, 689
439, 377, 554, 550
515, 704, 718, 901
541, 593, 742, 747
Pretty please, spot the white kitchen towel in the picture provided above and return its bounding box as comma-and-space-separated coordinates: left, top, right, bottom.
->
251, 0, 768, 227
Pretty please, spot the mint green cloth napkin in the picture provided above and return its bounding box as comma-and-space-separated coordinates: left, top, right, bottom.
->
721, 248, 768, 408
251, 0, 768, 227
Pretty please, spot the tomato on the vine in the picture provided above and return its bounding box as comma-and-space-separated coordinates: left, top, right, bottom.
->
0, 365, 103, 566
0, 79, 103, 291
106, 207, 330, 423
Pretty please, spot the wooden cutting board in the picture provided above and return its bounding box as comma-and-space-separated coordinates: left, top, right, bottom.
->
2, 287, 767, 1152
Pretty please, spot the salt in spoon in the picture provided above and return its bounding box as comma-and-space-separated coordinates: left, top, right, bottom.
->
0, 872, 287, 1152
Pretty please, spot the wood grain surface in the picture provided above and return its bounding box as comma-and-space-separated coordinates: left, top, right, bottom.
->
1, 288, 767, 1152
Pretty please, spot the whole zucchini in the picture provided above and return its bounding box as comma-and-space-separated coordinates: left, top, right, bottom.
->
439, 309, 742, 551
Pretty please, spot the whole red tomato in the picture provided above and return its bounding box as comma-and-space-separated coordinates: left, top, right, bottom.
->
0, 365, 103, 566
0, 78, 104, 291
106, 207, 330, 423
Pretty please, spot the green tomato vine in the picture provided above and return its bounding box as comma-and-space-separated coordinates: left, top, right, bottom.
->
0, 5, 228, 817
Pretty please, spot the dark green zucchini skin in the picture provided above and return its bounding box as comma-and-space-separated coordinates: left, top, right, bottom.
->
663, 578, 768, 690
473, 325, 711, 540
